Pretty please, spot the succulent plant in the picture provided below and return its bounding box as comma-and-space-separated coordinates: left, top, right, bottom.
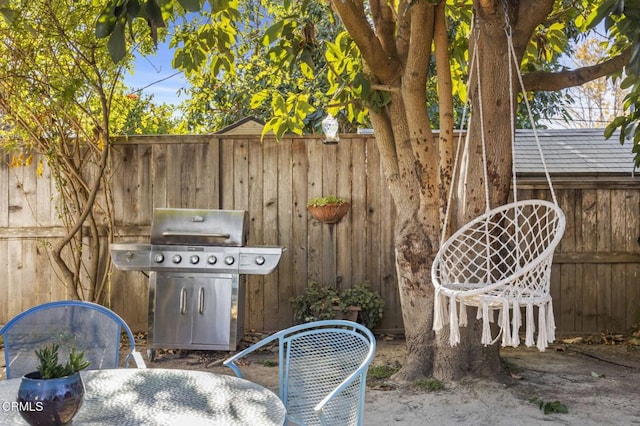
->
35, 343, 90, 379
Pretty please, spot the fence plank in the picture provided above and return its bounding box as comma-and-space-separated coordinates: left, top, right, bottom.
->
350, 138, 367, 286
166, 143, 184, 207
196, 138, 220, 209
366, 136, 382, 295
557, 189, 577, 332
335, 140, 353, 293
0, 155, 8, 228
276, 138, 294, 329
247, 138, 265, 330
596, 189, 612, 330
581, 190, 598, 331
306, 139, 323, 284
262, 140, 280, 330
0, 240, 7, 319
220, 140, 235, 210
291, 138, 309, 310
151, 144, 168, 208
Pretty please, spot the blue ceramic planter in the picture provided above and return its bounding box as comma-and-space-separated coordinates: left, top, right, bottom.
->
17, 372, 85, 425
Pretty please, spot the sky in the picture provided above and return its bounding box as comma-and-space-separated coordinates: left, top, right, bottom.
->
123, 41, 187, 107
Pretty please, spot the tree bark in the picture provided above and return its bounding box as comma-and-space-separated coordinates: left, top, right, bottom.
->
392, 218, 436, 381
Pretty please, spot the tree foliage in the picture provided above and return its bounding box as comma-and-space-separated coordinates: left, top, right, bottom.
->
111, 92, 182, 134
0, 0, 174, 302
588, 0, 640, 165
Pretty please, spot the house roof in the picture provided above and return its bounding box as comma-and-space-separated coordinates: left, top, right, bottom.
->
214, 116, 265, 135
514, 128, 637, 176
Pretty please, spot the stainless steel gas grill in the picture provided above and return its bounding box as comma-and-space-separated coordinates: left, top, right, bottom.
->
110, 208, 283, 357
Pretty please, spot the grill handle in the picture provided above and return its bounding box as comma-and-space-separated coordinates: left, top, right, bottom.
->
180, 288, 187, 315
161, 231, 231, 239
198, 287, 205, 315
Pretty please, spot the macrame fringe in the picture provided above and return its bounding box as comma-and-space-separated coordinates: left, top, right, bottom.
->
433, 295, 558, 351
459, 302, 468, 327
525, 302, 535, 347
433, 288, 444, 331
449, 296, 460, 346
511, 300, 521, 347
500, 299, 511, 347
546, 299, 556, 344
481, 304, 491, 345
536, 303, 547, 351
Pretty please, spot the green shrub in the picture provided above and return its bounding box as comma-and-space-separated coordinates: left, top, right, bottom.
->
290, 281, 384, 329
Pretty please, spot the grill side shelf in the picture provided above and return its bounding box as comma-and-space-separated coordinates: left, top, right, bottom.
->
111, 244, 152, 271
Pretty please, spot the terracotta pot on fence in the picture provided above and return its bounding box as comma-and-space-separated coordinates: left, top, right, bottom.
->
307, 203, 351, 224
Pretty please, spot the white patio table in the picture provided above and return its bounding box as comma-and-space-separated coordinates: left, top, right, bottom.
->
0, 368, 286, 425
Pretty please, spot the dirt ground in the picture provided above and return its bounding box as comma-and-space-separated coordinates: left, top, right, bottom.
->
141, 333, 640, 426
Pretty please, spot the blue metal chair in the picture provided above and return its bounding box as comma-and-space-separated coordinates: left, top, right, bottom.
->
224, 320, 376, 426
0, 300, 146, 379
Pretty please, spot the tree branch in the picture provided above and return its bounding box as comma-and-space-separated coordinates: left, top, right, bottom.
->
330, 0, 402, 84
434, 1, 455, 233
522, 49, 631, 91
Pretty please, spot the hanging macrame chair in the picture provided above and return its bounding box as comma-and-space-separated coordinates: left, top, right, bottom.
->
432, 19, 566, 351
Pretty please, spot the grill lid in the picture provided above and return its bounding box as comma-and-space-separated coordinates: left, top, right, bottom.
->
150, 208, 249, 247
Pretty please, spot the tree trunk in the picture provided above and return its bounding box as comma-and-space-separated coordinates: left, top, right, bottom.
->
392, 218, 437, 381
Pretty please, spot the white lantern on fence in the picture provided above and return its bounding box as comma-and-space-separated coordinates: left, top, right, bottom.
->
321, 113, 339, 145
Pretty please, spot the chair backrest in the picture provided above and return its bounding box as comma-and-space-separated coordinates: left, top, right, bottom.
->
277, 320, 376, 426
435, 200, 565, 296
0, 301, 143, 379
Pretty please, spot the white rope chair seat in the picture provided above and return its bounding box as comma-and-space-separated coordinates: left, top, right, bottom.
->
432, 200, 566, 351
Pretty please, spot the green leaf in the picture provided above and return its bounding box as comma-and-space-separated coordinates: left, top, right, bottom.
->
620, 74, 638, 89
262, 20, 285, 46
107, 19, 127, 63
177, 0, 202, 12
586, 0, 618, 29
95, 3, 118, 39
126, 0, 141, 18
144, 0, 164, 30
0, 7, 16, 24
250, 90, 270, 109
604, 116, 626, 138
300, 49, 315, 78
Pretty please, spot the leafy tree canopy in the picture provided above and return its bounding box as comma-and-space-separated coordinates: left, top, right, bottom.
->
93, 0, 630, 138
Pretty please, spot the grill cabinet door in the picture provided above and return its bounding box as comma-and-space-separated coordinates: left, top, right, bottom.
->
191, 277, 232, 345
153, 274, 193, 345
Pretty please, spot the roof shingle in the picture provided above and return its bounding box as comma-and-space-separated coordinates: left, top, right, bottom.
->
515, 128, 637, 176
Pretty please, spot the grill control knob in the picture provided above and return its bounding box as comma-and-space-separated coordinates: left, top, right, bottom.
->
189, 255, 199, 264
224, 256, 235, 265
153, 254, 164, 263
207, 255, 217, 265
172, 254, 182, 264
255, 256, 266, 266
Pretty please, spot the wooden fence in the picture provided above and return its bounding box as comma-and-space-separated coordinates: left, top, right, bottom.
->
1, 135, 639, 335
